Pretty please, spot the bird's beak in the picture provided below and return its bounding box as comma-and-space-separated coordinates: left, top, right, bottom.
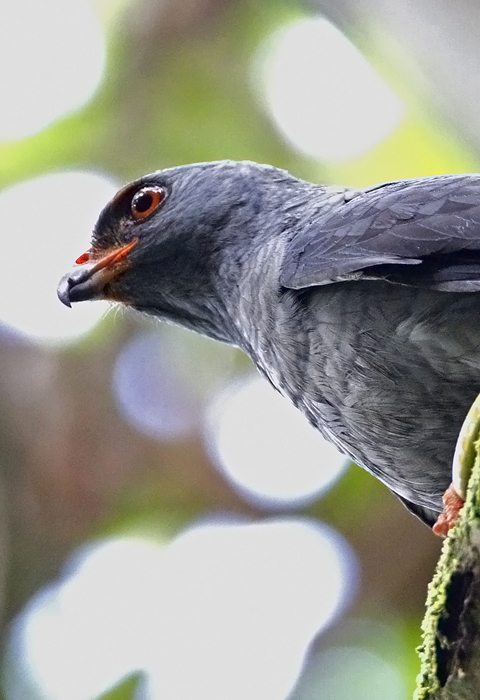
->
57, 238, 139, 308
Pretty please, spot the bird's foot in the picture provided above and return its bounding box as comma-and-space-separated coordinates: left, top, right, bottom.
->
432, 483, 465, 536
433, 393, 480, 536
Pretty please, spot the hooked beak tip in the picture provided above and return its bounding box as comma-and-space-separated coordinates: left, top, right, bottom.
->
57, 239, 139, 307
57, 239, 139, 308
57, 273, 73, 308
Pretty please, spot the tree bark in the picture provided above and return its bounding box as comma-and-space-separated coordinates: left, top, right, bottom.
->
415, 437, 480, 698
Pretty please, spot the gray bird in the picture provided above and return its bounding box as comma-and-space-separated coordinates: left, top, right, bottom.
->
58, 160, 480, 530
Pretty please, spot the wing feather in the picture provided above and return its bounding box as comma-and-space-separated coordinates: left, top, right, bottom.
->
280, 174, 480, 291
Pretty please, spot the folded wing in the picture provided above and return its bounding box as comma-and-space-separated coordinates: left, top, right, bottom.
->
280, 174, 480, 292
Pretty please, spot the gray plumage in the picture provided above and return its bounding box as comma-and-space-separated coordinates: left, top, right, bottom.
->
58, 161, 480, 526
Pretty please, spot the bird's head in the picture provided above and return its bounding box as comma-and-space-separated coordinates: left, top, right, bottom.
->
58, 161, 288, 341
58, 160, 312, 341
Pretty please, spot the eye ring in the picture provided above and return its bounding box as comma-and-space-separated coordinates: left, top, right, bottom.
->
130, 186, 166, 221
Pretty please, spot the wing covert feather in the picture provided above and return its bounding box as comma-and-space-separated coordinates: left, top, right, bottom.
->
280, 174, 480, 290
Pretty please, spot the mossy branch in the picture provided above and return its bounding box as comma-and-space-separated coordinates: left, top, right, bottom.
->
415, 436, 480, 699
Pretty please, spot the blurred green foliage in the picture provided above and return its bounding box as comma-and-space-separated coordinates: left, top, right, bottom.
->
97, 673, 144, 700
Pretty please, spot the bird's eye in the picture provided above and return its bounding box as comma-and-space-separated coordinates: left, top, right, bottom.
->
130, 186, 166, 220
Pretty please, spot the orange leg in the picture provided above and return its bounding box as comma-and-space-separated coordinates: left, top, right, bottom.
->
432, 483, 465, 537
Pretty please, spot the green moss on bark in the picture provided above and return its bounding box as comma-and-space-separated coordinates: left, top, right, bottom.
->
415, 438, 480, 699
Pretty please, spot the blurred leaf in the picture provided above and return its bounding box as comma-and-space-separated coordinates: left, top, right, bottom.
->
96, 672, 144, 700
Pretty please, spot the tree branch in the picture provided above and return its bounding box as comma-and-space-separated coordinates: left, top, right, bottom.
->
415, 436, 480, 699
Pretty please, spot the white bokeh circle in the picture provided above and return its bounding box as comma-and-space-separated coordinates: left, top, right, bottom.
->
0, 171, 118, 344
258, 17, 405, 162
11, 519, 357, 700
206, 376, 350, 507
0, 0, 105, 141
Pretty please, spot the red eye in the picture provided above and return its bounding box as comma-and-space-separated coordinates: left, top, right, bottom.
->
130, 186, 166, 220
